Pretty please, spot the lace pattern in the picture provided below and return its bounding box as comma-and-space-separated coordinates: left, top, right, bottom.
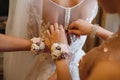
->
39, 22, 51, 38
27, 3, 41, 38
26, 0, 98, 80
27, 0, 86, 65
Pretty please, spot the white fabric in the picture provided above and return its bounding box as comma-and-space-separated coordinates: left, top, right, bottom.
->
64, 8, 71, 30
4, 0, 98, 80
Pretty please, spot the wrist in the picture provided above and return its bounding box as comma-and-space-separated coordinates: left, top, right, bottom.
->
90, 24, 99, 38
56, 59, 68, 63
27, 40, 33, 51
30, 37, 45, 55
56, 59, 68, 66
51, 43, 70, 60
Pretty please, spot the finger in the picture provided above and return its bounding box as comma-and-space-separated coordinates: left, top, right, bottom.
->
59, 25, 64, 31
54, 23, 59, 30
50, 25, 54, 34
45, 30, 51, 38
68, 30, 81, 36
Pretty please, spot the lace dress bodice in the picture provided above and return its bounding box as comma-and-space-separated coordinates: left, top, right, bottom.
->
28, 0, 98, 52
4, 0, 98, 80
27, 0, 98, 80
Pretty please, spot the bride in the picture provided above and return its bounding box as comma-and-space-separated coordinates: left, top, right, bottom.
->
4, 0, 98, 80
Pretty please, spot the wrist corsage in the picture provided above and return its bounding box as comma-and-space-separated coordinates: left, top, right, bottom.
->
51, 43, 71, 60
31, 37, 45, 55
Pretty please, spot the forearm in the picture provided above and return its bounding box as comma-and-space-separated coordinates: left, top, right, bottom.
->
0, 34, 32, 52
96, 26, 113, 40
48, 70, 57, 80
56, 59, 72, 80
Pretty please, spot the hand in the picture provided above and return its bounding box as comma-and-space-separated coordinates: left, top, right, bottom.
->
68, 19, 93, 36
45, 23, 68, 48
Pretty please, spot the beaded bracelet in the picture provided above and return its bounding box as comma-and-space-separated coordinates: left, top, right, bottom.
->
90, 24, 98, 38
31, 37, 45, 55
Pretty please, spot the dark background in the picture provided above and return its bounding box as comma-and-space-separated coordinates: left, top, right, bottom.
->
0, 0, 9, 80
0, 0, 9, 16
0, 0, 9, 34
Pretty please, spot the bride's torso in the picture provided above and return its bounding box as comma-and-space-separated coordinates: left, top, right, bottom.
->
43, 0, 87, 24
31, 0, 97, 25
4, 0, 98, 80
29, 0, 98, 48
27, 1, 98, 60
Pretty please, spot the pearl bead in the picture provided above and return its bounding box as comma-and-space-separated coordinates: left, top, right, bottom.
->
104, 47, 108, 52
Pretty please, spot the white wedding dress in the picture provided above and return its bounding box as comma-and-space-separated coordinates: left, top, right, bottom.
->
4, 0, 98, 80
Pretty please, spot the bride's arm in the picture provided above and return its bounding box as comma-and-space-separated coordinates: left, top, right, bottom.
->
0, 34, 32, 52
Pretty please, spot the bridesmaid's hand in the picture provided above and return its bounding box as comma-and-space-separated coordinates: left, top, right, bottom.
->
45, 23, 68, 48
68, 19, 93, 36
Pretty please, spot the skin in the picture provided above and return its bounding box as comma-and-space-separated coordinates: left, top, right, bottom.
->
0, 34, 32, 52
25, 23, 72, 80
46, 0, 86, 79
67, 0, 120, 41
68, 19, 113, 40
88, 60, 120, 80
46, 23, 68, 45
45, 0, 84, 50
0, 33, 52, 52
46, 23, 72, 80
47, 0, 120, 80
8, 0, 83, 79
3, 0, 118, 79
79, 0, 120, 80
51, 0, 81, 7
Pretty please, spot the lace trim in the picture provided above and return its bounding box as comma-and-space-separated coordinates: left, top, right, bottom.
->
27, 3, 42, 38
39, 22, 50, 38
